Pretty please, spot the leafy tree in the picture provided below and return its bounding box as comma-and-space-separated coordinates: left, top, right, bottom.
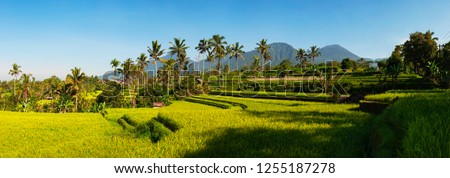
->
110, 58, 120, 77
377, 59, 387, 70
148, 40, 166, 78
65, 67, 86, 112
357, 58, 369, 69
386, 45, 404, 84
229, 42, 245, 72
341, 58, 352, 70
8, 63, 22, 97
277, 59, 293, 77
402, 30, 438, 76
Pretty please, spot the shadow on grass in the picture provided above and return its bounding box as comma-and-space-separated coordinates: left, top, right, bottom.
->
184, 110, 371, 158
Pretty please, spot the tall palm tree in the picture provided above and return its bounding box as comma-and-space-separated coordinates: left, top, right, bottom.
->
148, 40, 166, 78
117, 58, 136, 85
9, 63, 22, 96
65, 67, 86, 112
256, 39, 271, 71
169, 38, 189, 75
206, 51, 215, 73
195, 38, 211, 74
162, 58, 176, 88
210, 34, 227, 74
20, 73, 32, 104
136, 53, 149, 83
110, 58, 120, 77
295, 48, 308, 72
229, 42, 245, 72
308, 46, 321, 86
308, 45, 321, 64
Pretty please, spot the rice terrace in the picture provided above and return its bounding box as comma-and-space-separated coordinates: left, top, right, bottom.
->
1, 1, 450, 158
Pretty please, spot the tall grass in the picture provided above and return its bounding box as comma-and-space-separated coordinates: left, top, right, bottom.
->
371, 94, 450, 157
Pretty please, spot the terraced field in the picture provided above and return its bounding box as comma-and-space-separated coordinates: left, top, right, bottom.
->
0, 97, 372, 158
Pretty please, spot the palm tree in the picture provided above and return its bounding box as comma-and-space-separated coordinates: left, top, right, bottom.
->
117, 58, 136, 85
295, 48, 308, 72
308, 45, 321, 64
206, 51, 215, 73
195, 38, 211, 74
148, 40, 166, 78
169, 38, 189, 75
162, 58, 176, 88
110, 58, 120, 77
65, 67, 86, 112
256, 39, 271, 71
308, 46, 321, 86
9, 63, 22, 96
20, 74, 32, 111
136, 53, 149, 82
210, 34, 227, 74
229, 42, 245, 72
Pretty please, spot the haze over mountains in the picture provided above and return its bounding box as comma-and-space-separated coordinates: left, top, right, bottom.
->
147, 43, 370, 72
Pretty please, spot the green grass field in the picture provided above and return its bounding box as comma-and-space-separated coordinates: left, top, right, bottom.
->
0, 97, 372, 158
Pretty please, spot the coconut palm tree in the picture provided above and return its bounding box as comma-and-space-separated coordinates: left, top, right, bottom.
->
308, 46, 321, 64
65, 67, 86, 112
169, 38, 189, 75
117, 58, 136, 85
110, 58, 120, 77
210, 34, 227, 74
195, 38, 211, 74
308, 46, 321, 87
148, 40, 166, 78
162, 58, 176, 88
295, 48, 308, 72
9, 63, 22, 96
19, 74, 33, 112
229, 42, 245, 72
136, 53, 149, 83
256, 39, 271, 71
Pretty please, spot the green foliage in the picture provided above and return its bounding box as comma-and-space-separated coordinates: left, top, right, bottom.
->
402, 30, 438, 76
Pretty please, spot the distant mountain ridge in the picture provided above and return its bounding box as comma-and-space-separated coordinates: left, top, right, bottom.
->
147, 42, 364, 72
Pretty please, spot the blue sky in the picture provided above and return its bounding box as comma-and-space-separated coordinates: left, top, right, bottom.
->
1, 0, 450, 80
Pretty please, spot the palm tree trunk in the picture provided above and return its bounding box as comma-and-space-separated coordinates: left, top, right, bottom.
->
155, 62, 158, 78
236, 57, 239, 72
75, 95, 78, 112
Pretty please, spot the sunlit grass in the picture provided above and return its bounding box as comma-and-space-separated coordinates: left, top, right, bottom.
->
1, 97, 372, 158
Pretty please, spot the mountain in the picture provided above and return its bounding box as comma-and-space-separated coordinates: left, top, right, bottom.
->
147, 43, 364, 72
314, 44, 361, 63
